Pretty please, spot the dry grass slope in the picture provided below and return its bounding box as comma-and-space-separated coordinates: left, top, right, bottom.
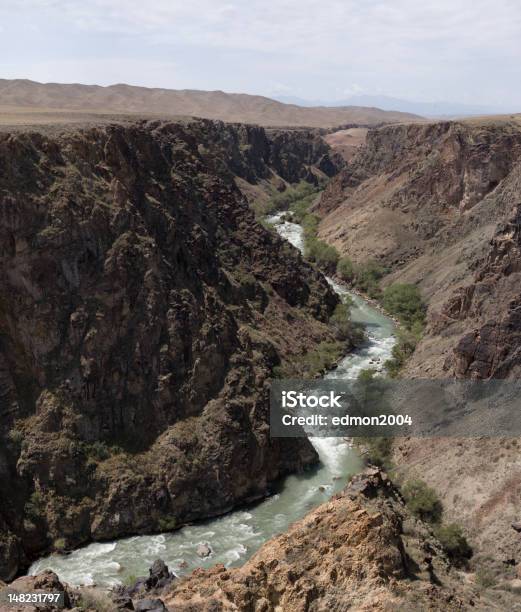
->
0, 79, 421, 128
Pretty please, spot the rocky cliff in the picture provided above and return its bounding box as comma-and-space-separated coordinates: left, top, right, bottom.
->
160, 469, 502, 611
318, 117, 521, 377
5, 471, 507, 611
316, 116, 521, 578
0, 119, 342, 580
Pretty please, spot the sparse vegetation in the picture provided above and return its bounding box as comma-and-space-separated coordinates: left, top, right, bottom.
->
381, 284, 426, 376
434, 523, 472, 563
25, 490, 44, 522
352, 369, 394, 469
475, 566, 497, 589
300, 341, 345, 376
336, 256, 355, 282
384, 326, 422, 377
252, 180, 319, 219
81, 441, 124, 462
382, 283, 426, 328
357, 436, 393, 469
53, 538, 66, 551
296, 203, 340, 273
259, 217, 276, 233
158, 516, 177, 531
306, 238, 339, 271
273, 182, 341, 274
273, 340, 345, 378
329, 301, 364, 344
124, 574, 139, 587
401, 479, 443, 524
76, 588, 115, 612
8, 428, 23, 446
353, 260, 387, 299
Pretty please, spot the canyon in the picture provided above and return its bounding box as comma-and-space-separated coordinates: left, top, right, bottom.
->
2, 106, 521, 610
317, 113, 521, 580
0, 118, 344, 581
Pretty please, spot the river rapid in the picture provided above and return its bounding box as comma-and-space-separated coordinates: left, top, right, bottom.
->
29, 213, 396, 587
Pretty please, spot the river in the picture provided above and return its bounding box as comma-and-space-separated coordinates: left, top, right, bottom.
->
29, 213, 396, 587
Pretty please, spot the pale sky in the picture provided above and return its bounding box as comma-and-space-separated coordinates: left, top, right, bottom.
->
1, 0, 521, 108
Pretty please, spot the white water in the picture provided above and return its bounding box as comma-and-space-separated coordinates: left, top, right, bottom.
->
29, 212, 396, 587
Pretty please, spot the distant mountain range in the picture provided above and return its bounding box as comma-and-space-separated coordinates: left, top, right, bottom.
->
0, 79, 421, 128
275, 94, 519, 118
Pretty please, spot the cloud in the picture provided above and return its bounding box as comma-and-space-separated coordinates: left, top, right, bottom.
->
7, 0, 521, 53
1, 0, 521, 105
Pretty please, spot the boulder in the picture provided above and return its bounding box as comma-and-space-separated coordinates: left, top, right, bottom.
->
112, 595, 135, 610
145, 560, 174, 590
134, 598, 167, 612
196, 544, 212, 558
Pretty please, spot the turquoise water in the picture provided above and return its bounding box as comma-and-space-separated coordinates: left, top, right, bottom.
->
29, 214, 395, 587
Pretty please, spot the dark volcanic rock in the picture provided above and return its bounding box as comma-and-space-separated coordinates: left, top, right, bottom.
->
145, 559, 174, 590
114, 559, 174, 606
133, 599, 166, 612
0, 119, 341, 579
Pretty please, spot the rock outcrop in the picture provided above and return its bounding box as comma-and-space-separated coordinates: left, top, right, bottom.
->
6, 469, 513, 610
161, 469, 503, 611
0, 119, 342, 579
315, 116, 521, 576
0, 570, 72, 612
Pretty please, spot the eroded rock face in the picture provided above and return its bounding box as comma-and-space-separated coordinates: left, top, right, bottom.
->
315, 117, 521, 576
161, 469, 494, 611
3, 475, 512, 610
0, 119, 341, 579
318, 118, 521, 378
0, 570, 72, 612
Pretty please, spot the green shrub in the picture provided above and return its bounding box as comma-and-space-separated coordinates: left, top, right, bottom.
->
158, 516, 177, 531
271, 341, 344, 379
330, 303, 350, 336
271, 364, 286, 379
301, 212, 320, 238
353, 260, 386, 298
434, 523, 472, 563
124, 574, 138, 587
295, 341, 344, 376
8, 428, 23, 446
77, 589, 115, 612
81, 441, 124, 462
25, 491, 44, 522
259, 218, 276, 233
306, 238, 339, 270
88, 441, 111, 461
352, 369, 394, 469
252, 181, 319, 219
402, 479, 443, 523
289, 193, 317, 222
382, 283, 426, 328
337, 256, 355, 282
53, 538, 67, 551
272, 181, 316, 209
385, 328, 419, 377
329, 302, 365, 344
356, 436, 393, 469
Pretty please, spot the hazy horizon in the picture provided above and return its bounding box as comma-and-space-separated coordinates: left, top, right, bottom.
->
1, 0, 521, 112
